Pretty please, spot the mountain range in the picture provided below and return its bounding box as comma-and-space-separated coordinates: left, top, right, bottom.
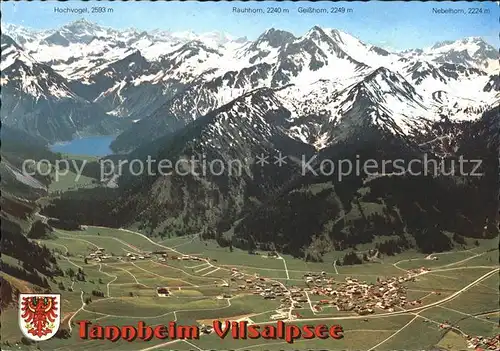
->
2, 20, 499, 259
1, 20, 498, 147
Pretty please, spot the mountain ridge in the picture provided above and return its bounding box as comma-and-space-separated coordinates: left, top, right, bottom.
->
2, 20, 498, 152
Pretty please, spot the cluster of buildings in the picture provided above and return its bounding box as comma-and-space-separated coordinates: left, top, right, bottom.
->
228, 268, 307, 320
155, 252, 205, 262
465, 334, 499, 350
87, 246, 496, 347
125, 251, 209, 262
124, 252, 152, 261
86, 248, 212, 263
228, 267, 302, 321
270, 311, 289, 320
301, 268, 431, 315
230, 268, 288, 300
85, 248, 112, 262
226, 265, 437, 318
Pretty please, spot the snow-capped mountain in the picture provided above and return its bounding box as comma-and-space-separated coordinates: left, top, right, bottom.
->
276, 67, 433, 147
110, 25, 497, 152
111, 26, 400, 152
0, 34, 126, 142
402, 36, 499, 74
12, 20, 244, 74
0, 23, 52, 46
4, 20, 250, 124
2, 20, 498, 148
118, 87, 316, 232
42, 19, 118, 46
3, 20, 497, 260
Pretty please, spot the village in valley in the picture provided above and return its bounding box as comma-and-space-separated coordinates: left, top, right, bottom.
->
78, 239, 499, 351
83, 246, 438, 316
2, 2, 499, 351
1, 221, 496, 351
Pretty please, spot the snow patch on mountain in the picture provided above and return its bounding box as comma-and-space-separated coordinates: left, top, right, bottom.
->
405, 36, 499, 74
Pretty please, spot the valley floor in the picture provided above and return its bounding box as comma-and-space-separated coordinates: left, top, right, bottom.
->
1, 226, 498, 351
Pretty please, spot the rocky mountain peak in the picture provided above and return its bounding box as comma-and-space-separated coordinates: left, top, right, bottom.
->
256, 28, 295, 48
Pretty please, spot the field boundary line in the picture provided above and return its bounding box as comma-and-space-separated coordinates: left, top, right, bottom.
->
98, 263, 118, 297
133, 261, 197, 286
202, 267, 220, 276
183, 340, 203, 351
437, 305, 498, 324
67, 290, 85, 332
366, 315, 419, 351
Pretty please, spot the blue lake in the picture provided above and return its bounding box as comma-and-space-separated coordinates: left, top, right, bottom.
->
50, 135, 117, 157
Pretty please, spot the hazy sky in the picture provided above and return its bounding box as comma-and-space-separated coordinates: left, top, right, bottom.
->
2, 1, 498, 50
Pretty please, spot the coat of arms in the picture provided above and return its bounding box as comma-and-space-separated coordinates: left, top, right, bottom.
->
18, 293, 61, 341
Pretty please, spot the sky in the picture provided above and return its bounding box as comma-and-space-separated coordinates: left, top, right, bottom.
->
1, 1, 498, 50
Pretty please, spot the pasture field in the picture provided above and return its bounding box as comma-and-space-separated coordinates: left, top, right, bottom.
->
454, 250, 499, 267
403, 267, 494, 291
48, 170, 96, 193
377, 317, 446, 350
395, 250, 477, 270
436, 330, 469, 350
442, 288, 499, 315
420, 306, 498, 338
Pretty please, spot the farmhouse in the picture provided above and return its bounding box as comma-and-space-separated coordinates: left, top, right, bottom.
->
271, 313, 287, 320
156, 287, 170, 297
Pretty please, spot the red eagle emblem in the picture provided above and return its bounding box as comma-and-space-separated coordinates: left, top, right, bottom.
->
19, 294, 61, 341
